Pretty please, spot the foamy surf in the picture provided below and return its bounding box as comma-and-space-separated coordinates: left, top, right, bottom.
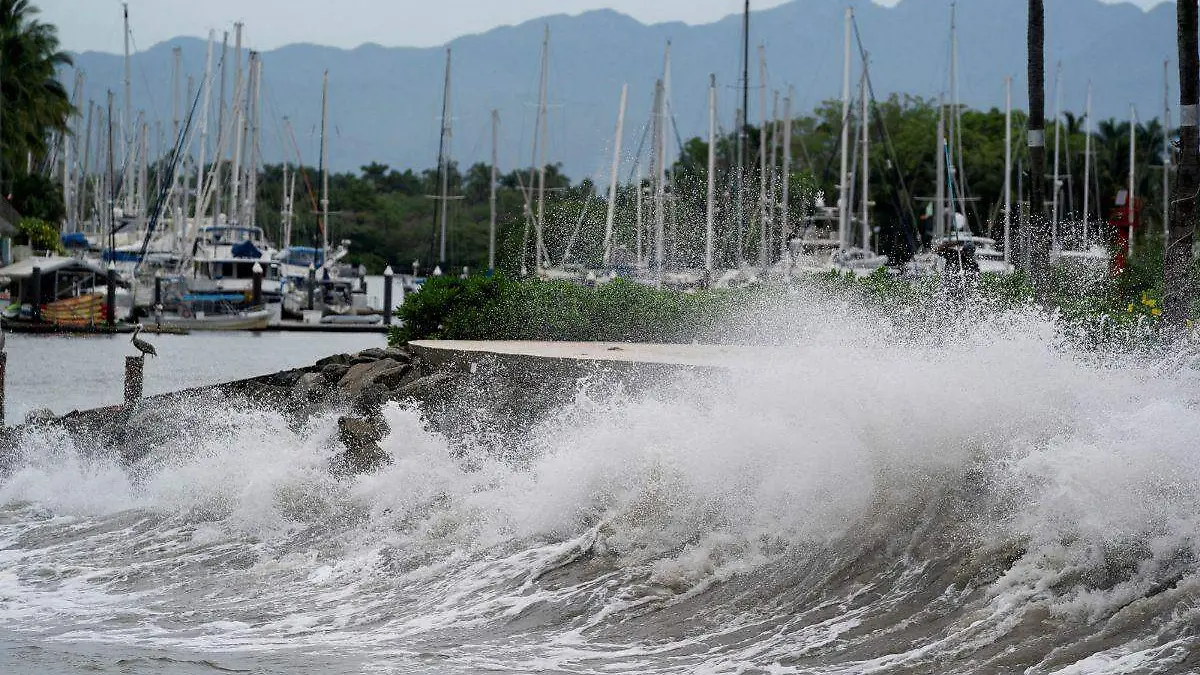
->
1, 293, 1198, 674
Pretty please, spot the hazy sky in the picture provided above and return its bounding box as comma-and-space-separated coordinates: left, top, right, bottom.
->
44, 0, 1169, 54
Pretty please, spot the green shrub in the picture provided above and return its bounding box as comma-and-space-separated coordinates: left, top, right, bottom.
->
389, 275, 743, 345
16, 217, 65, 254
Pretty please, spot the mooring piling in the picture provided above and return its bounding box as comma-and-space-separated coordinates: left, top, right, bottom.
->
0, 350, 7, 427
106, 262, 117, 327
251, 261, 263, 306
124, 355, 144, 404
30, 266, 42, 323
383, 265, 394, 325
307, 263, 316, 310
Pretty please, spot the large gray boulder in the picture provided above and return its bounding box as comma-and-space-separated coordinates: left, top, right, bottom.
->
338, 358, 402, 396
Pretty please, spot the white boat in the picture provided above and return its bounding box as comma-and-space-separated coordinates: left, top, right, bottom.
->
149, 306, 270, 331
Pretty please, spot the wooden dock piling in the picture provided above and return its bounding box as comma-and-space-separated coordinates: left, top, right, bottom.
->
106, 264, 117, 327
0, 351, 6, 427
383, 265, 394, 325
124, 355, 144, 404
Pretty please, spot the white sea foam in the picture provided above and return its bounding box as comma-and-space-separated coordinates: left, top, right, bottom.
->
1, 289, 1198, 672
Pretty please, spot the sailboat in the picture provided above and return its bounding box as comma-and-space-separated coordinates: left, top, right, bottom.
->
1050, 79, 1111, 274
829, 8, 887, 277
909, 6, 1012, 278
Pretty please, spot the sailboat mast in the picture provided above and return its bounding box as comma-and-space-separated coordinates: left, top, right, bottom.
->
1083, 81, 1092, 243
281, 161, 291, 250
439, 48, 452, 267
838, 7, 852, 250
653, 78, 666, 287
706, 74, 717, 279
1005, 76, 1013, 263
861, 58, 870, 251
319, 70, 330, 263
635, 164, 643, 267
536, 26, 549, 271
1163, 59, 1171, 242
603, 84, 628, 267
247, 54, 262, 228
229, 23, 245, 224
192, 32, 214, 231
758, 45, 769, 267
1129, 104, 1136, 257
936, 93, 946, 240
781, 90, 792, 260
1051, 61, 1062, 249
122, 3, 132, 213
737, 0, 750, 266
170, 46, 182, 223
213, 31, 227, 228
489, 109, 499, 272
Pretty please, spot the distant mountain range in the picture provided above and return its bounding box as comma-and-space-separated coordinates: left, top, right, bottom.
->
64, 0, 1177, 180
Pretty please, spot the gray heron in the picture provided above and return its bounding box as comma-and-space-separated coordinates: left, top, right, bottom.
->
130, 324, 157, 358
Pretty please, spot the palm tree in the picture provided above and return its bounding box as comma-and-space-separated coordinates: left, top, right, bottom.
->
1165, 0, 1197, 330
0, 0, 72, 194
1028, 0, 1047, 276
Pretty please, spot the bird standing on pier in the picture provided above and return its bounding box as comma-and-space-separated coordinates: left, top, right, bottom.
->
130, 324, 157, 358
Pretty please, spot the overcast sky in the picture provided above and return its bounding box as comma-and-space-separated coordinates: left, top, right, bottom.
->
43, 0, 1169, 54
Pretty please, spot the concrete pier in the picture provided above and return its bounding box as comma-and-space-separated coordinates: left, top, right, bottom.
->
407, 340, 766, 372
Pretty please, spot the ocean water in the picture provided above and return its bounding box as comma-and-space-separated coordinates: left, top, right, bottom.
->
1, 288, 1199, 673
3, 331, 386, 422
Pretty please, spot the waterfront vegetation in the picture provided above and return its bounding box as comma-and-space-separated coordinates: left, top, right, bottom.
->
387, 251, 1186, 347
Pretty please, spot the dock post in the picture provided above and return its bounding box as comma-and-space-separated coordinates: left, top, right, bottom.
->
30, 266, 42, 323
154, 268, 163, 307
251, 261, 263, 306
0, 351, 6, 427
383, 265, 394, 325
124, 356, 144, 404
106, 262, 117, 327
307, 263, 316, 310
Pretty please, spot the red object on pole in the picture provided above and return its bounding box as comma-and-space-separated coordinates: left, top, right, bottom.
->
1107, 192, 1142, 275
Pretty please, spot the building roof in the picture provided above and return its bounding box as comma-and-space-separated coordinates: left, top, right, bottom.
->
0, 255, 112, 280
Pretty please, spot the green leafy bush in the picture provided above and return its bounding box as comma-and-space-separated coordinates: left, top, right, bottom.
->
389, 274, 744, 345
16, 217, 65, 254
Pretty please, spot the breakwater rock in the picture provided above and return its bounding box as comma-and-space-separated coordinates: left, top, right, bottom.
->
1, 341, 680, 478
